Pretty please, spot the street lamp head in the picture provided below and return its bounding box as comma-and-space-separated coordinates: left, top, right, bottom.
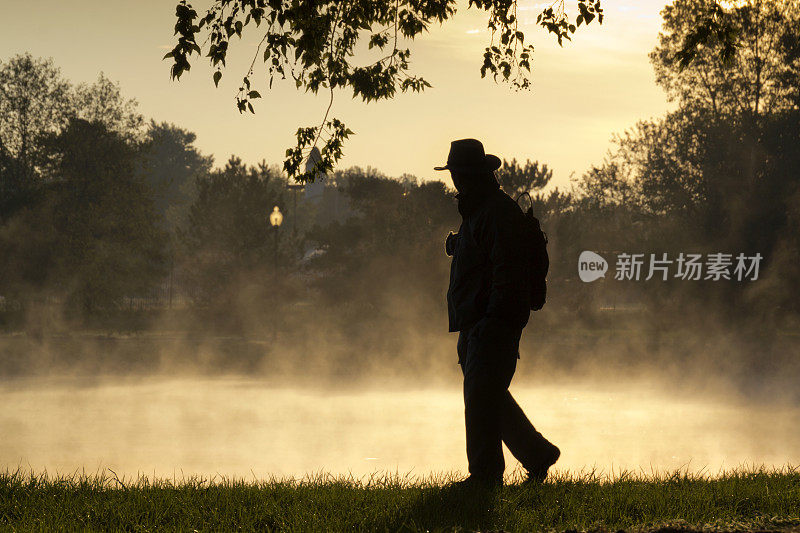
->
269, 205, 283, 227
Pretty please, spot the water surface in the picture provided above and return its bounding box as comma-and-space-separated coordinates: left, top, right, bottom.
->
2, 377, 798, 481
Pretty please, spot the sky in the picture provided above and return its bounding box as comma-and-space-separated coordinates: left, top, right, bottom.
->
0, 0, 677, 190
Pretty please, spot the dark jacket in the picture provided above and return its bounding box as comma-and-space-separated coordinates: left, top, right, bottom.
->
447, 185, 531, 334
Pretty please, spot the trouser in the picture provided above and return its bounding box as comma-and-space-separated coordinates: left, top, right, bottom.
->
457, 321, 554, 482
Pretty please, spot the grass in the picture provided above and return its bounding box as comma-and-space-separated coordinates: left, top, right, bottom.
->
1, 466, 799, 532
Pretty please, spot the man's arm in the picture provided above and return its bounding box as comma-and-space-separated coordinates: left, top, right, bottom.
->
474, 202, 531, 331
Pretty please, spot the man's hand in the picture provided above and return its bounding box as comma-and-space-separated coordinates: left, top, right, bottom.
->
445, 231, 459, 257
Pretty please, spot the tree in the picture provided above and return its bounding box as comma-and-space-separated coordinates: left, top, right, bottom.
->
0, 53, 71, 204
495, 158, 552, 199
574, 108, 711, 217
165, 0, 604, 181
567, 0, 800, 320
650, 0, 800, 123
306, 168, 457, 328
0, 119, 169, 313
0, 54, 146, 221
576, 0, 800, 221
137, 121, 214, 236
49, 120, 169, 313
179, 157, 290, 307
72, 72, 145, 142
644, 0, 800, 246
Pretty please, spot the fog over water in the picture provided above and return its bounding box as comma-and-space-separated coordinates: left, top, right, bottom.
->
2, 373, 798, 482
2, 306, 800, 482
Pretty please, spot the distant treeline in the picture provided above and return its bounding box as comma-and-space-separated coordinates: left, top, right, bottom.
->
1, 0, 799, 336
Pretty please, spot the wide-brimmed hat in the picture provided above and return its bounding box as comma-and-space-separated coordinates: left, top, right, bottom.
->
434, 138, 502, 173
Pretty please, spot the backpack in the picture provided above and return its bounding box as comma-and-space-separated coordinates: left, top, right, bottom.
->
515, 192, 549, 311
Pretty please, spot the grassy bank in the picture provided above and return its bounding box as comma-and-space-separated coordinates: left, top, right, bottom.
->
1, 467, 799, 532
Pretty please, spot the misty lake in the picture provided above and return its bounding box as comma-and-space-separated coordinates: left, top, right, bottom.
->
1, 376, 798, 481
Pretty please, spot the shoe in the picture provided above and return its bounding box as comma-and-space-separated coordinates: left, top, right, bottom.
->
523, 443, 560, 484
451, 474, 503, 491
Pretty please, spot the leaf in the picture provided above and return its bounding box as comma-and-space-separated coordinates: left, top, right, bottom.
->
213, 71, 222, 87
248, 90, 261, 98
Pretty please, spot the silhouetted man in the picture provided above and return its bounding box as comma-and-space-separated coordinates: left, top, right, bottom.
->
436, 138, 560, 490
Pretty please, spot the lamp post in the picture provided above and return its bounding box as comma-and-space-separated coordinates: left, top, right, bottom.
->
268, 206, 283, 341
269, 205, 283, 277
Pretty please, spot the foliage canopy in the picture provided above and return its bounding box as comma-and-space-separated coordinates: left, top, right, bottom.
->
165, 0, 605, 182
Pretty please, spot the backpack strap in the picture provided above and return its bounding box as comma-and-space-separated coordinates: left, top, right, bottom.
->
515, 191, 533, 213
515, 191, 548, 244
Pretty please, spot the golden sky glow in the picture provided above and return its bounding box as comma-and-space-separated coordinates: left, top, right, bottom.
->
0, 0, 676, 189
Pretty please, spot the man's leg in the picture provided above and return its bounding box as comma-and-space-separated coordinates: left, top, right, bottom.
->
499, 390, 560, 474
458, 325, 517, 484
